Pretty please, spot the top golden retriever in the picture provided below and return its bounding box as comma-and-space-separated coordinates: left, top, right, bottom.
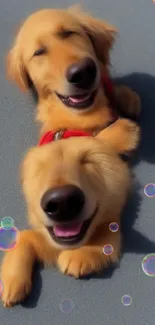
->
7, 6, 141, 133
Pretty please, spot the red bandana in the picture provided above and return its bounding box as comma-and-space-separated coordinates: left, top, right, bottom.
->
39, 72, 117, 146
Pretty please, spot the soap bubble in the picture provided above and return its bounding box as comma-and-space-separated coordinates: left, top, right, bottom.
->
142, 253, 155, 277
0, 227, 20, 251
109, 222, 119, 232
1, 217, 14, 230
121, 294, 132, 306
60, 299, 75, 313
144, 183, 155, 197
102, 244, 113, 255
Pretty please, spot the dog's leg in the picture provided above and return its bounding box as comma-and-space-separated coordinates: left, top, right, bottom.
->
1, 230, 58, 307
57, 222, 121, 278
114, 85, 141, 118
98, 118, 140, 154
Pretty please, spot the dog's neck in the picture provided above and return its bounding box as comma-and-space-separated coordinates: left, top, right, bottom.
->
39, 130, 92, 146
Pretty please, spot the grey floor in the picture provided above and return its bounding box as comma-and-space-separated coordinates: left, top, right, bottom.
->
0, 0, 155, 324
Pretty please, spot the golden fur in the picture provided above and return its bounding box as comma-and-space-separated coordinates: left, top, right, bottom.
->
1, 7, 141, 307
7, 6, 140, 133
1, 118, 140, 306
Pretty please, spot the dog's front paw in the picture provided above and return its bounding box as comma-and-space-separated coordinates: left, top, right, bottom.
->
1, 275, 32, 307
115, 85, 141, 118
58, 248, 103, 278
117, 118, 140, 151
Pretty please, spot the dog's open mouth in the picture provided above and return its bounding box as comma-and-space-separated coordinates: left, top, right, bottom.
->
56, 89, 97, 109
47, 205, 98, 245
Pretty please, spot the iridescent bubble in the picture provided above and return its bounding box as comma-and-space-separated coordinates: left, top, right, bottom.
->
102, 244, 113, 255
142, 253, 155, 277
59, 299, 75, 313
109, 222, 119, 232
121, 294, 132, 306
144, 183, 155, 197
0, 280, 3, 297
1, 217, 14, 230
0, 227, 20, 251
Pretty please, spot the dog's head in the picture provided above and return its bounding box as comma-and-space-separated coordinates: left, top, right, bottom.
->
7, 6, 116, 123
21, 119, 140, 250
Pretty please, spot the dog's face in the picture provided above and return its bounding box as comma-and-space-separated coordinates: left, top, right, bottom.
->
21, 119, 139, 250
7, 7, 116, 114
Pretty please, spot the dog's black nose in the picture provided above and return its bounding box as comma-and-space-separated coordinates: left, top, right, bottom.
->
41, 185, 85, 222
66, 58, 97, 89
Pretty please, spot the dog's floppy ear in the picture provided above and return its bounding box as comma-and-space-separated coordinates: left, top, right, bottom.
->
96, 119, 140, 155
20, 146, 39, 186
69, 5, 117, 65
6, 45, 29, 91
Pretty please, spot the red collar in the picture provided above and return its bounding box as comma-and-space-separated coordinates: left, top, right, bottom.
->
39, 129, 92, 146
101, 71, 116, 109
39, 72, 117, 146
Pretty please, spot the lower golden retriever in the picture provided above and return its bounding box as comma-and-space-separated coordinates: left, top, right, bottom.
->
1, 118, 140, 307
7, 6, 140, 133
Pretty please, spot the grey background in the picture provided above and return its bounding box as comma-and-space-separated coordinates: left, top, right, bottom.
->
0, 0, 155, 324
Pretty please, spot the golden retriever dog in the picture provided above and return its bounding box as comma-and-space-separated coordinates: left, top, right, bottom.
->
1, 118, 140, 307
7, 6, 141, 133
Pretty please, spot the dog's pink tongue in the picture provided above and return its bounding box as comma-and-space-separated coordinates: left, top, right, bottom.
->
69, 94, 90, 104
53, 222, 83, 237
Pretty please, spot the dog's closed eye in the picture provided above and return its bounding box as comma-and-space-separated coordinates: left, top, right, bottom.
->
57, 29, 78, 39
33, 47, 47, 56
80, 149, 105, 168
80, 153, 94, 166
